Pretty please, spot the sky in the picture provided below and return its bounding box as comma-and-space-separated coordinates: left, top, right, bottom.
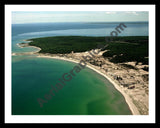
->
12, 11, 148, 24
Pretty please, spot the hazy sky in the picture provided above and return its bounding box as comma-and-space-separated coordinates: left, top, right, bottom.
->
12, 11, 148, 24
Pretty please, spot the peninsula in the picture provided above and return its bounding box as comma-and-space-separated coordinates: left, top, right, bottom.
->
15, 36, 149, 115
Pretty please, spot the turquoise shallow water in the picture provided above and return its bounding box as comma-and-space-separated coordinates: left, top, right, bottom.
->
11, 22, 148, 115
12, 56, 131, 115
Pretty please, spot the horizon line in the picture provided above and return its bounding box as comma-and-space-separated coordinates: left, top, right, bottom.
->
12, 21, 149, 25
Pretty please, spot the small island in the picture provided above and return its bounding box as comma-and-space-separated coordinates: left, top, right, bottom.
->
16, 36, 149, 115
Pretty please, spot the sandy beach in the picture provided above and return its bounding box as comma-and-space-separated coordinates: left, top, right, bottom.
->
17, 42, 41, 51
12, 43, 41, 56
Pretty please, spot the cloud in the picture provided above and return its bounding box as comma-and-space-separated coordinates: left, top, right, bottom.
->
105, 11, 117, 14
125, 11, 139, 15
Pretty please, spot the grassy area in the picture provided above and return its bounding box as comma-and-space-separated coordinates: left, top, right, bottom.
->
28, 36, 148, 64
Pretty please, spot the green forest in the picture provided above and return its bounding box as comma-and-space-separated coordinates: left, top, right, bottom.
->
103, 36, 148, 64
28, 36, 148, 64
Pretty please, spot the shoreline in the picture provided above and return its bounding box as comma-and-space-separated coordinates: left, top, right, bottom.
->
16, 43, 41, 51
12, 43, 41, 56
37, 54, 140, 115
